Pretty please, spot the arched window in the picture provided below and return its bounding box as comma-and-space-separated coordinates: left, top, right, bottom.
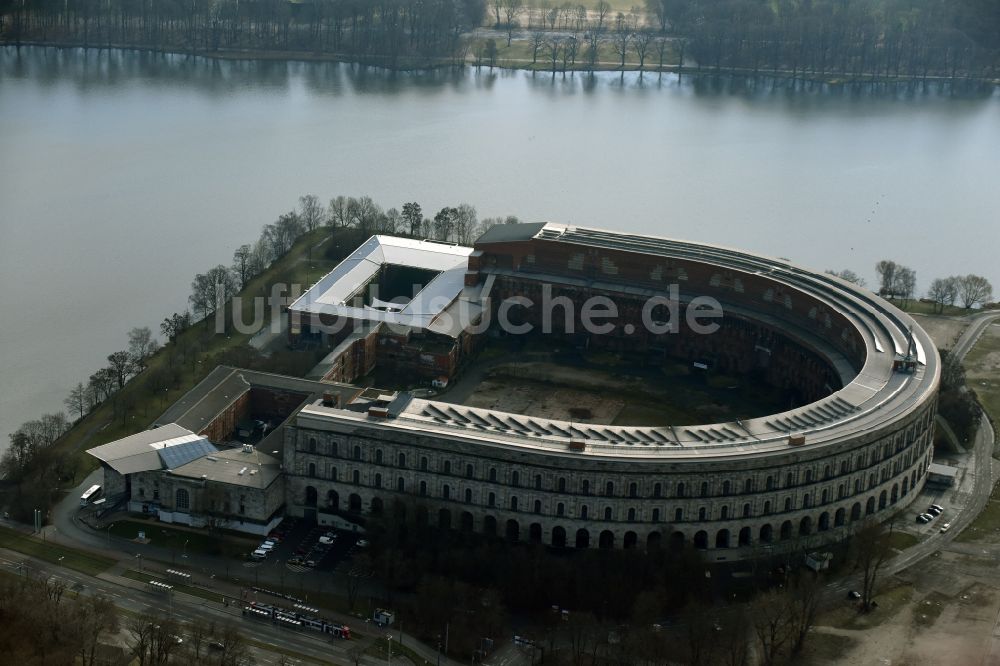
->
765, 476, 774, 490
510, 496, 518, 511
627, 508, 636, 522
330, 467, 337, 481
558, 477, 566, 492
803, 494, 812, 509
629, 482, 638, 498
465, 488, 472, 503
488, 492, 495, 507
698, 507, 707, 521
784, 497, 792, 512
743, 503, 751, 518
375, 449, 383, 464
604, 506, 613, 520
606, 481, 614, 496
653, 482, 662, 498
512, 471, 520, 487
744, 478, 753, 493
720, 506, 729, 520
805, 469, 813, 483
763, 500, 771, 515
308, 437, 317, 453
489, 468, 497, 482
652, 508, 660, 522
330, 441, 338, 457
374, 473, 381, 488
420, 456, 428, 471
580, 505, 589, 519
581, 479, 590, 495
700, 482, 709, 497
176, 488, 190, 510
533, 499, 542, 514
308, 462, 317, 478
786, 472, 794, 487
444, 460, 452, 474
840, 461, 848, 475
466, 464, 475, 479
420, 481, 427, 496
557, 502, 565, 516
722, 480, 730, 495
397, 477, 405, 492
676, 482, 685, 498
824, 465, 831, 479
675, 508, 683, 522
535, 474, 543, 490
352, 469, 360, 484
353, 445, 361, 460
442, 485, 451, 500
398, 452, 406, 468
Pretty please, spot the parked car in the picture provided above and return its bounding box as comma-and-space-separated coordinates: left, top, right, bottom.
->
847, 590, 862, 600
939, 522, 952, 533
319, 535, 335, 545
356, 539, 370, 548
916, 513, 932, 524
930, 504, 945, 513
927, 506, 943, 516
251, 549, 269, 560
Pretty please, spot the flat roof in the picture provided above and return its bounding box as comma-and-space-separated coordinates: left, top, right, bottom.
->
287, 235, 475, 337
927, 462, 959, 477
169, 447, 281, 489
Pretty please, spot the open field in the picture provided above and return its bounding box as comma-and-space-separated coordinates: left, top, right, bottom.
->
964, 322, 1000, 429
453, 347, 792, 426
910, 313, 970, 351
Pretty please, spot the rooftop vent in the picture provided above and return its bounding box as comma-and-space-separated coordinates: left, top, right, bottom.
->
568, 441, 586, 452
322, 392, 339, 408
368, 406, 390, 419
788, 434, 806, 447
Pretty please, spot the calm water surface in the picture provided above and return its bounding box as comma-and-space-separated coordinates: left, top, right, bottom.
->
1, 46, 998, 445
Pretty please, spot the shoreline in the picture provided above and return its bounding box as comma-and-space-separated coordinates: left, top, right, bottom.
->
4, 39, 998, 88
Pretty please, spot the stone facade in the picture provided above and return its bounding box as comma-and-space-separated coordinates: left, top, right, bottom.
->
282, 399, 935, 559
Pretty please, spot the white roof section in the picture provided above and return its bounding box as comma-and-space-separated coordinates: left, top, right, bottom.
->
86, 423, 218, 475
288, 235, 476, 337
169, 447, 282, 489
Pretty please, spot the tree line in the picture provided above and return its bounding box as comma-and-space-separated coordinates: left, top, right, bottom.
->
4, 0, 997, 80
1, 0, 488, 66
190, 193, 518, 324
828, 259, 994, 313
0, 568, 254, 664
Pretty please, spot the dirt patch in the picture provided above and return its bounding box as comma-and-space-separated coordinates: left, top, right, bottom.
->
462, 377, 625, 423
910, 314, 969, 351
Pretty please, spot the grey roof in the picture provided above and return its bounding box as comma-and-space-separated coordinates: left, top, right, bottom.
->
927, 462, 959, 477
87, 423, 203, 475
154, 366, 362, 432
475, 222, 548, 245
169, 446, 281, 489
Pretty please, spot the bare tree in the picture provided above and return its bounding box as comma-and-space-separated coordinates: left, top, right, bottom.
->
502, 0, 524, 45
595, 1, 612, 31
530, 29, 546, 64
327, 195, 351, 228
787, 573, 822, 653
232, 244, 253, 288
64, 382, 88, 420
298, 194, 324, 232
128, 326, 159, 368
826, 268, 867, 287
547, 35, 564, 73
853, 519, 893, 612
927, 276, 959, 313
957, 274, 993, 309
875, 259, 898, 297
401, 202, 423, 236
77, 594, 119, 666
107, 351, 133, 390
632, 30, 654, 70
585, 31, 604, 71
612, 16, 632, 68
748, 588, 792, 666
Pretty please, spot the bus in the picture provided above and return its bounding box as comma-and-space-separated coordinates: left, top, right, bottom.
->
80, 484, 102, 507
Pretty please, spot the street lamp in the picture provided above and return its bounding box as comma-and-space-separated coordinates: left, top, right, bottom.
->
182, 539, 189, 558
106, 523, 115, 546
136, 553, 143, 572
386, 633, 392, 666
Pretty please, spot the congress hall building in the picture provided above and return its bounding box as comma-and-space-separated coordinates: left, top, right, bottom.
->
91, 223, 940, 560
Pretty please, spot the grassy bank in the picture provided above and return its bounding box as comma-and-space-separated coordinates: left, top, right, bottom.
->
0, 525, 115, 576
39, 227, 339, 497
108, 519, 258, 559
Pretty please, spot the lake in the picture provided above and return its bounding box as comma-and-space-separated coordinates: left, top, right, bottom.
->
1, 45, 998, 446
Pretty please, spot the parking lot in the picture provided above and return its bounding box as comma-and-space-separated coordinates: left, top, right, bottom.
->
243, 519, 371, 577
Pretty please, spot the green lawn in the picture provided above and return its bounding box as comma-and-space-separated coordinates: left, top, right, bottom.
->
955, 481, 1000, 543
0, 526, 115, 576
108, 518, 257, 559
886, 531, 919, 553
897, 300, 975, 317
